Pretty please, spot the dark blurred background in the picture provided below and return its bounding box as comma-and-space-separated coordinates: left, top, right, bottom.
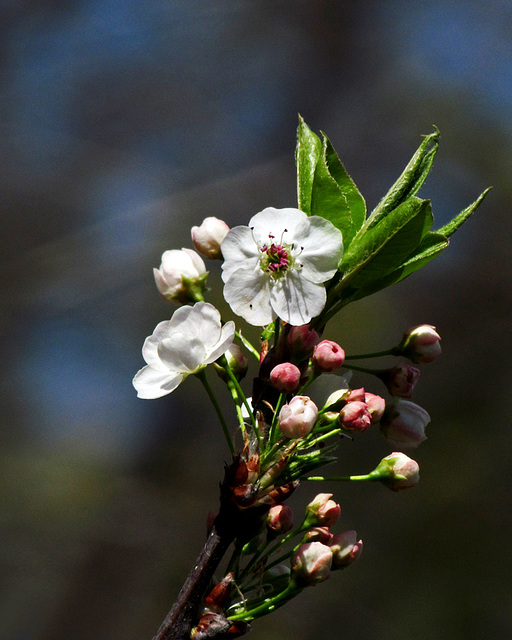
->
1, 1, 511, 639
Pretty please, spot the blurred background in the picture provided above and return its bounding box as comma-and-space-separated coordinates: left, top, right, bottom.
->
1, 1, 511, 639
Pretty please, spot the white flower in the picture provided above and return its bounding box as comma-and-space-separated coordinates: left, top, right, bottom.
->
221, 207, 343, 326
153, 248, 207, 302
133, 302, 235, 399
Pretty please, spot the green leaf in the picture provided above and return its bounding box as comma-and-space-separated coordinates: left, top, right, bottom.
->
338, 197, 432, 290
367, 128, 440, 228
345, 231, 449, 302
310, 137, 354, 241
323, 134, 366, 237
349, 199, 433, 289
296, 115, 322, 214
436, 187, 492, 238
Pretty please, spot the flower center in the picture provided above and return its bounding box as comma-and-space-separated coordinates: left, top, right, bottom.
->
260, 241, 294, 278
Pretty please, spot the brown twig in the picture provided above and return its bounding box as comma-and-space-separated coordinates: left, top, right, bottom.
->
151, 520, 234, 640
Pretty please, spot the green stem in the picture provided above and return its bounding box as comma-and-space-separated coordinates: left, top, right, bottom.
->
268, 392, 285, 447
305, 473, 377, 482
223, 361, 260, 447
296, 371, 319, 396
196, 370, 235, 456
228, 582, 300, 622
235, 330, 260, 361
345, 348, 397, 360
343, 363, 385, 376
227, 380, 247, 440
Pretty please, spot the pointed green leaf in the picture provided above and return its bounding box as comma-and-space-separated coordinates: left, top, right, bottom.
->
368, 128, 440, 228
296, 115, 322, 214
345, 231, 449, 302
348, 199, 433, 289
310, 137, 354, 241
323, 134, 366, 234
436, 187, 492, 238
338, 197, 431, 287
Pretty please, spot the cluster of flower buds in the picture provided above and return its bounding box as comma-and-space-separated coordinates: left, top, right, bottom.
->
291, 494, 362, 587
323, 385, 386, 434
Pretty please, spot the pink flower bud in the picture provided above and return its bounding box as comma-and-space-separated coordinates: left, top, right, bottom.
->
305, 493, 341, 527
225, 345, 248, 379
303, 526, 333, 545
287, 325, 320, 359
191, 216, 230, 259
278, 396, 318, 439
365, 392, 386, 424
339, 400, 372, 433
375, 452, 420, 491
399, 324, 442, 364
330, 530, 363, 569
347, 387, 366, 402
312, 340, 346, 372
291, 541, 332, 586
266, 504, 294, 535
153, 248, 207, 303
380, 364, 420, 398
270, 362, 301, 393
380, 399, 430, 448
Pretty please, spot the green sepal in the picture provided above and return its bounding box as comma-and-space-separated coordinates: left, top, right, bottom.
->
436, 187, 492, 238
367, 128, 440, 229
296, 115, 322, 215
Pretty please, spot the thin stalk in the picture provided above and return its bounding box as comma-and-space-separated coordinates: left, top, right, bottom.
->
236, 330, 260, 361
228, 582, 300, 622
344, 348, 397, 360
304, 473, 376, 482
197, 370, 235, 456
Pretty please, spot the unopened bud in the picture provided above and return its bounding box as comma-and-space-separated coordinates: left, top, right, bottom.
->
303, 526, 333, 545
287, 325, 320, 359
339, 400, 372, 433
204, 573, 235, 613
270, 362, 301, 393
191, 217, 230, 259
291, 541, 332, 586
365, 392, 386, 424
215, 345, 248, 382
398, 324, 441, 364
380, 364, 420, 398
153, 248, 207, 303
330, 530, 363, 569
279, 396, 318, 439
304, 493, 341, 527
266, 504, 294, 535
346, 387, 366, 402
312, 340, 346, 372
380, 399, 430, 448
372, 452, 420, 491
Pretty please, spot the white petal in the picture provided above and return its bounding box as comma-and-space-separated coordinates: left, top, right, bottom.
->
184, 302, 223, 347
221, 226, 260, 281
133, 365, 184, 399
249, 207, 308, 245
141, 320, 175, 366
204, 320, 236, 363
223, 267, 274, 326
160, 248, 205, 279
298, 216, 343, 283
158, 333, 206, 373
270, 271, 326, 325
